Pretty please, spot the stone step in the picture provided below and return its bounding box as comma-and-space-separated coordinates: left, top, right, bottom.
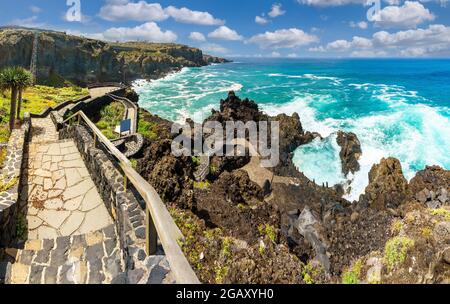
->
5, 224, 124, 284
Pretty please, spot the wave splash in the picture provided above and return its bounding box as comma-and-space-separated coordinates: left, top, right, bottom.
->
263, 83, 450, 201
134, 62, 450, 202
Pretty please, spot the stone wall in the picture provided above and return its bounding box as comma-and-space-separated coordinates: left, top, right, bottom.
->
0, 114, 31, 247
59, 123, 172, 283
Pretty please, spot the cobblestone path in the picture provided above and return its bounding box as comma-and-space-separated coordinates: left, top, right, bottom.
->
6, 118, 121, 284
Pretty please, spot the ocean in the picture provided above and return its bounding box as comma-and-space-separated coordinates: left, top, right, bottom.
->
133, 58, 450, 201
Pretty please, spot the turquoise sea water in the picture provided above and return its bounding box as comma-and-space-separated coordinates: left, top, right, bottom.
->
134, 59, 450, 201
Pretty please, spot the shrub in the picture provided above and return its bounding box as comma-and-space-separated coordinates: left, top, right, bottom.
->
193, 180, 210, 190
191, 156, 201, 167
130, 158, 138, 169
430, 208, 450, 221
384, 236, 415, 271
342, 259, 363, 284
391, 219, 403, 235
258, 224, 277, 242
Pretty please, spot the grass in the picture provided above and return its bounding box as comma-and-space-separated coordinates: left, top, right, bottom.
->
0, 176, 18, 192
0, 126, 10, 169
0, 126, 10, 142
0, 85, 87, 152
0, 147, 7, 170
0, 85, 88, 121
384, 236, 415, 271
95, 101, 125, 140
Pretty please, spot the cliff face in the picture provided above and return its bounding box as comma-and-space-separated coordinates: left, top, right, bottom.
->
0, 28, 229, 86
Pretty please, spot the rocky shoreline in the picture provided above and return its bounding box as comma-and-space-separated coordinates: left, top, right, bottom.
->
133, 90, 450, 284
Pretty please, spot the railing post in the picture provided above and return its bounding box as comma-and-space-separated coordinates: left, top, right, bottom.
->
93, 133, 97, 148
77, 113, 81, 125
146, 205, 158, 255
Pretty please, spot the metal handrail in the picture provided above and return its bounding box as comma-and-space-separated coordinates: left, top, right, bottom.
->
63, 111, 200, 284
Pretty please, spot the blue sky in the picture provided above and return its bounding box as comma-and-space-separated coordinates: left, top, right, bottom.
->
2, 0, 450, 57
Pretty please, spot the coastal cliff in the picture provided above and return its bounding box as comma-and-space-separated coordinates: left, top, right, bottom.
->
0, 27, 229, 86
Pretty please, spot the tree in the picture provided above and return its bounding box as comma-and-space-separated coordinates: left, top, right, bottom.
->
16, 68, 33, 120
0, 67, 21, 130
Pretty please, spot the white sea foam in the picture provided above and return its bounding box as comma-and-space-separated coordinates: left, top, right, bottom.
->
262, 94, 336, 137
262, 83, 450, 201
134, 64, 450, 203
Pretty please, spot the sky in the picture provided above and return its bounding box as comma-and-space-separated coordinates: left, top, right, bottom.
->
1, 0, 450, 58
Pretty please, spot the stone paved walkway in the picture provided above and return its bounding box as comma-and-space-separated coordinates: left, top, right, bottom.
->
31, 117, 59, 143
25, 118, 113, 240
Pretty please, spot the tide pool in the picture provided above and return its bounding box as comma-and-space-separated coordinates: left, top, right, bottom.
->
134, 58, 450, 201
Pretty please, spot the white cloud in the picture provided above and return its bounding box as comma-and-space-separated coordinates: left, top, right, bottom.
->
271, 51, 282, 57
350, 21, 368, 29
247, 28, 319, 49
8, 16, 46, 28
29, 6, 42, 14
298, 0, 367, 6
208, 26, 243, 41
351, 50, 388, 57
298, 0, 447, 6
98, 1, 224, 25
325, 36, 374, 51
287, 53, 299, 58
189, 32, 206, 42
255, 16, 268, 25
268, 3, 286, 18
313, 24, 450, 57
385, 0, 401, 4
165, 6, 224, 25
308, 46, 326, 52
200, 43, 229, 54
101, 22, 177, 42
99, 1, 168, 22
374, 1, 435, 28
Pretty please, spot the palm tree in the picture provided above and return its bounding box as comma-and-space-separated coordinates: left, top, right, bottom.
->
16, 68, 33, 120
0, 67, 21, 130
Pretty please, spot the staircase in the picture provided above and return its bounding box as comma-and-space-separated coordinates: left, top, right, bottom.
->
194, 155, 210, 182
4, 117, 125, 284
6, 225, 122, 284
